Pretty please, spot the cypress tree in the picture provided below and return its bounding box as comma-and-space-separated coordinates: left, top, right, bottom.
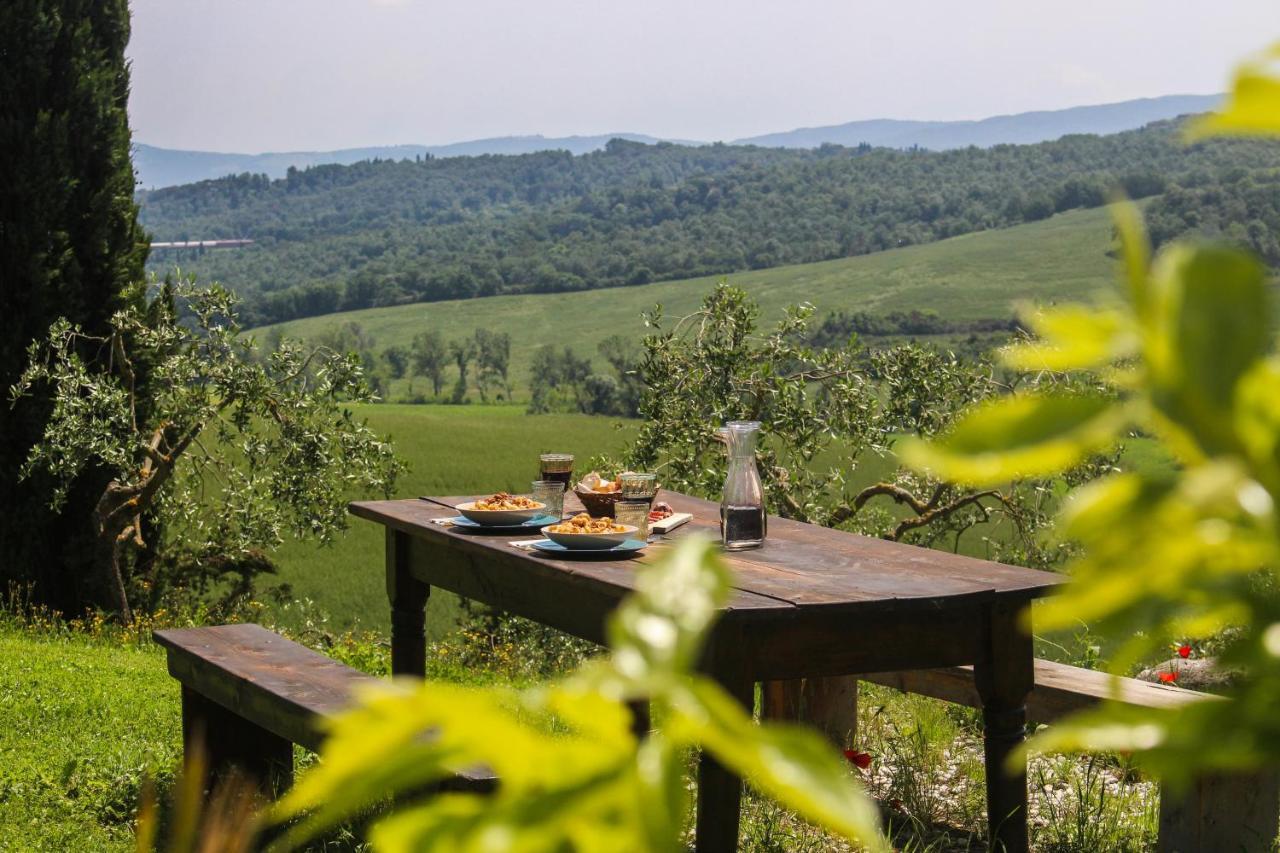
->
0, 0, 149, 612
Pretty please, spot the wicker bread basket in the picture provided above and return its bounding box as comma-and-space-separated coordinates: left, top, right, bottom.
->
574, 485, 659, 518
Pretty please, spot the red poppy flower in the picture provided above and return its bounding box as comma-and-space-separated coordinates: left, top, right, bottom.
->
1158, 671, 1178, 684
843, 749, 873, 769
1177, 644, 1192, 659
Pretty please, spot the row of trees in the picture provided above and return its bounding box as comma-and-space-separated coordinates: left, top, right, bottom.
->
400, 327, 511, 403
298, 322, 512, 404
807, 308, 1021, 347
137, 123, 1280, 326
526, 336, 643, 417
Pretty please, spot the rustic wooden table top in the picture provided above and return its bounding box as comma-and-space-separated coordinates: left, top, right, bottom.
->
349, 490, 1063, 620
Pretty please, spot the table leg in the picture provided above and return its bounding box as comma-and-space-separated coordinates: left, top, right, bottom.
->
974, 602, 1034, 853
696, 628, 753, 853
386, 529, 430, 678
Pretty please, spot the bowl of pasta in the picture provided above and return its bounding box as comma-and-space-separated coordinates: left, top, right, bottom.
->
543, 513, 640, 549
455, 493, 548, 526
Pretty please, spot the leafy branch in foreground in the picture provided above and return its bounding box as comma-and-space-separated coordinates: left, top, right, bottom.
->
270, 538, 888, 852
10, 277, 404, 620
902, 46, 1280, 785
901, 50, 1280, 782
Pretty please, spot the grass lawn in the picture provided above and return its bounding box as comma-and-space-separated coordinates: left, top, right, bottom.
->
269, 404, 635, 632
0, 627, 179, 852
264, 206, 1121, 397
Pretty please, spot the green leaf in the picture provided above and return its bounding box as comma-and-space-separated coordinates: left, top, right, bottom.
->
901, 394, 1124, 486
1187, 43, 1280, 138
1109, 198, 1152, 316
1002, 305, 1136, 372
1147, 243, 1269, 456
670, 679, 889, 852
605, 536, 731, 684
273, 680, 630, 849
1234, 358, 1280, 491
633, 735, 689, 853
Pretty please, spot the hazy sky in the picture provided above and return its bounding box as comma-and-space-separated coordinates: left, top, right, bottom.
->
127, 0, 1280, 153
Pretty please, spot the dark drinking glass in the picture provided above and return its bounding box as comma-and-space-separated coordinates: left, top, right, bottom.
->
539, 453, 574, 490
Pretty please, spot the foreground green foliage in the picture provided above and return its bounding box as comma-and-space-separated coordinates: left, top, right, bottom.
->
905, 48, 1280, 784
139, 121, 1280, 328
274, 539, 888, 852
906, 189, 1280, 785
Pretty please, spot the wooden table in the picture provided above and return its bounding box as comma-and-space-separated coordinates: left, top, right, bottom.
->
351, 491, 1063, 852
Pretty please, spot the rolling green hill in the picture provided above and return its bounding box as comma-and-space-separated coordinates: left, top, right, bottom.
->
265, 205, 1119, 396
143, 122, 1280, 327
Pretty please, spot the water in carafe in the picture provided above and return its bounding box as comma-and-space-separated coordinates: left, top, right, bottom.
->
720, 421, 766, 550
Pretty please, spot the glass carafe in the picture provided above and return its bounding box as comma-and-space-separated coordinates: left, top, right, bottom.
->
720, 421, 766, 550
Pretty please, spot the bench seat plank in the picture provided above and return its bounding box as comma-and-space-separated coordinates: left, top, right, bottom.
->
155, 623, 496, 796
155, 623, 380, 752
862, 658, 1217, 723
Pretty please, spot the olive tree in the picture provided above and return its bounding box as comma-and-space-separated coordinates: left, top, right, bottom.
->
625, 284, 1074, 551
10, 280, 403, 621
616, 284, 1113, 743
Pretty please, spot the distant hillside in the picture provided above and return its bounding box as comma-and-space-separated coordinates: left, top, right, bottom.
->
133, 133, 677, 188
263, 207, 1121, 398
734, 94, 1222, 150
140, 119, 1280, 328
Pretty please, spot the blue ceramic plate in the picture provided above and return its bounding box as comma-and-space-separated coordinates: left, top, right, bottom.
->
530, 538, 646, 555
448, 514, 558, 531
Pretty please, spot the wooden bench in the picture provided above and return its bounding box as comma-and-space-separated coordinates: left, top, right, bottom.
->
862, 660, 1278, 853
154, 623, 495, 797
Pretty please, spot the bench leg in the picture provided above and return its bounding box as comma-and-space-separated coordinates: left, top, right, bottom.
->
1158, 771, 1280, 852
181, 687, 293, 797
974, 603, 1033, 853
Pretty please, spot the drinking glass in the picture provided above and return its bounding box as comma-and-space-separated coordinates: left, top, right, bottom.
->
615, 500, 651, 541
539, 453, 574, 491
619, 472, 657, 504
531, 480, 566, 520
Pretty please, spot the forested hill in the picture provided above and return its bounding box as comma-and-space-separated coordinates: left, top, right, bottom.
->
139, 121, 1280, 327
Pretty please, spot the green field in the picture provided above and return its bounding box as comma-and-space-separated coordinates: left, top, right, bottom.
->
264, 207, 1120, 395
270, 404, 635, 631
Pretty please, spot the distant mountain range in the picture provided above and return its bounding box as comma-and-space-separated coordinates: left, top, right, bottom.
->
134, 93, 1221, 189
133, 134, 675, 188
733, 93, 1222, 150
